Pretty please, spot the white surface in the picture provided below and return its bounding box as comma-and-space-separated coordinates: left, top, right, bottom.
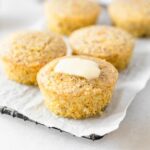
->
0, 0, 150, 149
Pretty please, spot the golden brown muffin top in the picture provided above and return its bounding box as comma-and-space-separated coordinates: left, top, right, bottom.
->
45, 0, 100, 18
1, 31, 67, 67
37, 56, 118, 96
69, 25, 134, 58
109, 0, 150, 19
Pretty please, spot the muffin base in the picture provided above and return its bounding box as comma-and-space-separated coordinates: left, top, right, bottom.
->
1, 59, 40, 85
39, 83, 113, 119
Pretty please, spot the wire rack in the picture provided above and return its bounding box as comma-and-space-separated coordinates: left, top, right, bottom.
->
0, 106, 104, 141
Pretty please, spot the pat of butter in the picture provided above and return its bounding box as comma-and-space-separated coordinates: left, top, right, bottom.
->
54, 58, 101, 80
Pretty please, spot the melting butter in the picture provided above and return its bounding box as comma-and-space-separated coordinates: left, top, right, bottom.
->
54, 58, 100, 79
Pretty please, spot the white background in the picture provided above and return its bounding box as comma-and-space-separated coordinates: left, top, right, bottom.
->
0, 0, 150, 149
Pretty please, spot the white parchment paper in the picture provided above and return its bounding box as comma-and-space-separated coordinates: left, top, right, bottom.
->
0, 7, 150, 137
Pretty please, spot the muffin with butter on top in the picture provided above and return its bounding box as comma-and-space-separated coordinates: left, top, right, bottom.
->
37, 56, 118, 119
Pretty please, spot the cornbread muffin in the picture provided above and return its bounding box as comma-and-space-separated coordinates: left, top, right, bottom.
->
45, 0, 101, 35
37, 56, 118, 119
69, 25, 134, 71
0, 31, 67, 85
108, 0, 150, 37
